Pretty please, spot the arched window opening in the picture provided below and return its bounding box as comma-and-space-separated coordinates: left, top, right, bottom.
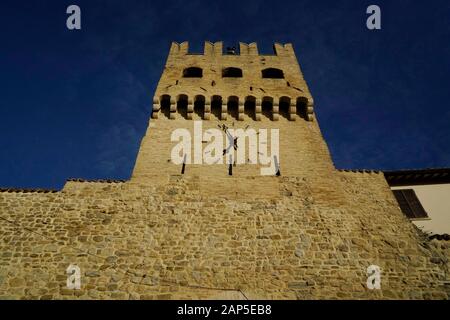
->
211, 96, 222, 120
296, 97, 308, 120
227, 96, 239, 120
244, 96, 256, 120
262, 97, 273, 119
279, 97, 290, 120
194, 96, 205, 119
183, 67, 203, 78
160, 95, 171, 119
222, 67, 243, 78
177, 95, 188, 119
262, 68, 284, 79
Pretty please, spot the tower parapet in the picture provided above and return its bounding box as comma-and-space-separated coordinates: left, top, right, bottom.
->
152, 41, 314, 121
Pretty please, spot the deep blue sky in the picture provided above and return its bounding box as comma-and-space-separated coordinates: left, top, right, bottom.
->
1, 0, 449, 189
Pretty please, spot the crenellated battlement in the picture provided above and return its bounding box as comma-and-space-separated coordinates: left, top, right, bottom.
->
168, 41, 296, 57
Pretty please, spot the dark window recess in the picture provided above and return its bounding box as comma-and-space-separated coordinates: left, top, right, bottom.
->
392, 189, 428, 219
262, 68, 284, 79
183, 67, 203, 78
226, 47, 237, 55
222, 67, 243, 78
181, 154, 187, 174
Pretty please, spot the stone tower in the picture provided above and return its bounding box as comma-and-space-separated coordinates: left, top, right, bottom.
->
132, 41, 332, 187
127, 42, 449, 299
0, 42, 448, 300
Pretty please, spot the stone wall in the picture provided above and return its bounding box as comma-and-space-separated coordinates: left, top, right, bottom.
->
0, 172, 449, 299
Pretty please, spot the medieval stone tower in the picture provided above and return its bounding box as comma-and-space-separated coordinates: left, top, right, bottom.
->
0, 42, 448, 300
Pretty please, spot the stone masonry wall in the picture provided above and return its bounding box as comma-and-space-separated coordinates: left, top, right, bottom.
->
0, 172, 449, 300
